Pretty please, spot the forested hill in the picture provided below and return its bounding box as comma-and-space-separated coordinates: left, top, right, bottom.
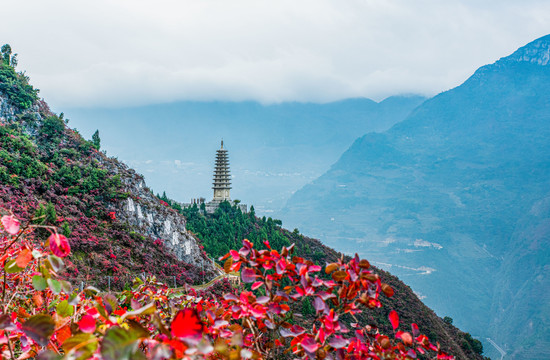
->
173, 200, 487, 359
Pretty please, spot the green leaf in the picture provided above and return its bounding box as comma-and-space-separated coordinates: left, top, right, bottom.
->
36, 350, 62, 360
100, 326, 145, 360
21, 314, 55, 346
126, 319, 150, 339
56, 300, 74, 317
39, 264, 50, 279
60, 280, 72, 293
47, 254, 64, 273
120, 302, 156, 321
63, 333, 98, 360
4, 259, 24, 273
84, 286, 100, 297
103, 293, 118, 315
47, 278, 62, 294
68, 292, 80, 306
32, 275, 47, 291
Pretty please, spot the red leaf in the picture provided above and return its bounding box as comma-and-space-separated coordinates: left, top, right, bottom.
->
389, 310, 399, 330
171, 308, 203, 341
251, 281, 264, 290
319, 326, 325, 343
78, 315, 96, 333
241, 268, 257, 283
328, 335, 348, 349
1, 215, 20, 235
407, 349, 417, 358
230, 250, 240, 261
55, 325, 71, 345
411, 323, 419, 337
48, 233, 71, 257
313, 297, 326, 313
301, 336, 320, 353
401, 332, 413, 346
308, 265, 321, 272
381, 283, 394, 297
16, 249, 33, 268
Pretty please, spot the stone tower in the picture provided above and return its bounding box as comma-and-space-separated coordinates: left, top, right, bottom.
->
212, 140, 231, 202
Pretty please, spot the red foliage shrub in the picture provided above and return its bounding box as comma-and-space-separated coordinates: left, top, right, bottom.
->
0, 212, 454, 359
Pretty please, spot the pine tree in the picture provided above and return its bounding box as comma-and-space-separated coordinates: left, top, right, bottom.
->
92, 130, 101, 150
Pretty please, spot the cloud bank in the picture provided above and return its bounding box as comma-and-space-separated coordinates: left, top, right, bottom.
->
2, 0, 550, 107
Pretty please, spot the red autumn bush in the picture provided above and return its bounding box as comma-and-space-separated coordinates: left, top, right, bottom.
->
0, 212, 454, 359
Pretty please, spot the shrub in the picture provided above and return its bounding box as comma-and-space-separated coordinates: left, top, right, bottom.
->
1, 211, 455, 360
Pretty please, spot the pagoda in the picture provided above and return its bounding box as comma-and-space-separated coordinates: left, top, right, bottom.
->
184, 140, 246, 213
212, 140, 231, 202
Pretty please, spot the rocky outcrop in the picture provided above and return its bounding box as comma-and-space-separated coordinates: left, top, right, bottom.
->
0, 91, 17, 121
102, 157, 212, 269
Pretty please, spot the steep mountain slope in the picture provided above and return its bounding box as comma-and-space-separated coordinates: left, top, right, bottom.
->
488, 194, 550, 359
281, 34, 550, 358
179, 202, 486, 359
64, 95, 425, 213
0, 58, 216, 290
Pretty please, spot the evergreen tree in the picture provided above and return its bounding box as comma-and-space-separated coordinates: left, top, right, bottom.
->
1, 44, 17, 67
45, 202, 57, 224
92, 130, 101, 150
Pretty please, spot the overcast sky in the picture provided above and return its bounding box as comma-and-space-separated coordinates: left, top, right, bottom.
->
2, 0, 550, 108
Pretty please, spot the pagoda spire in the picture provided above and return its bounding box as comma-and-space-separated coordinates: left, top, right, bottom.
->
212, 140, 231, 202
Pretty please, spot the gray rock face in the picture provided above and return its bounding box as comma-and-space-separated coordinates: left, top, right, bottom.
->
101, 157, 211, 269
0, 91, 17, 121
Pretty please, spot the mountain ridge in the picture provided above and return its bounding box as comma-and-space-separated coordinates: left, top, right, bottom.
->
281, 34, 550, 359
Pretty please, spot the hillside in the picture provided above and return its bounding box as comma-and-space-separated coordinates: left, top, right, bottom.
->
178, 202, 486, 359
0, 50, 217, 290
281, 34, 550, 358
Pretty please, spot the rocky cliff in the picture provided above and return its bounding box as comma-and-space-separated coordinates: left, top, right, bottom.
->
103, 157, 208, 266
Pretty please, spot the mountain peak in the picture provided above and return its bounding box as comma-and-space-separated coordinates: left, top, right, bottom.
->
503, 34, 550, 66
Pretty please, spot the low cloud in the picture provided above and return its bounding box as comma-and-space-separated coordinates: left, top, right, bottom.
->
2, 0, 549, 108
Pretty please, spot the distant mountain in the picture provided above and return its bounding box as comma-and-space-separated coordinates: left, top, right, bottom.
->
64, 95, 425, 213
281, 34, 550, 359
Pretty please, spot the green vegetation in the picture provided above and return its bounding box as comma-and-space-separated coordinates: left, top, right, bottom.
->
463, 333, 484, 355
181, 201, 291, 260
0, 44, 38, 109
92, 129, 101, 150
444, 316, 454, 325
